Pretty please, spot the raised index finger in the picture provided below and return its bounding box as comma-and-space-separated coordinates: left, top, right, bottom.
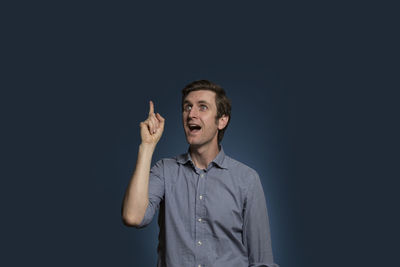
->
149, 100, 154, 115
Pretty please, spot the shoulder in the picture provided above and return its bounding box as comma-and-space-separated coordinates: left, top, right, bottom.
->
225, 155, 259, 177
151, 154, 185, 173
150, 154, 188, 184
223, 155, 260, 186
155, 157, 179, 165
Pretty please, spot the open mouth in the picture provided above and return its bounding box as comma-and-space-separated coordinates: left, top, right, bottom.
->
188, 124, 202, 133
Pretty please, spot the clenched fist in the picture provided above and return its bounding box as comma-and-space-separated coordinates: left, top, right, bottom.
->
140, 101, 165, 145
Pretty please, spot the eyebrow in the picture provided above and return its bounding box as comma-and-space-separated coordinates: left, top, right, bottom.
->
183, 100, 211, 105
197, 100, 210, 105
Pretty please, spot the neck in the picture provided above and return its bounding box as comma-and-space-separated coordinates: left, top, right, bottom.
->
189, 142, 220, 170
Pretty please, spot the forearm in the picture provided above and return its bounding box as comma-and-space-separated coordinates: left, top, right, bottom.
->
122, 143, 156, 226
245, 174, 278, 267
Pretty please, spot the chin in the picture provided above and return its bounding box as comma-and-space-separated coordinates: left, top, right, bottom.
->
186, 138, 199, 146
184, 132, 198, 144
185, 136, 202, 146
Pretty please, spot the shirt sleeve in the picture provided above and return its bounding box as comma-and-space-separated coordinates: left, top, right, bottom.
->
136, 159, 165, 228
243, 171, 279, 267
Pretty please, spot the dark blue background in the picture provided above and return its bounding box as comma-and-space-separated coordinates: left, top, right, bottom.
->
2, 1, 397, 267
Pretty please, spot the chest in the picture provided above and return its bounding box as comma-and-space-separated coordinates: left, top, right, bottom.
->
165, 167, 246, 226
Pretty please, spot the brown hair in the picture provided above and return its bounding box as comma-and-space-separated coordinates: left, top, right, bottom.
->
182, 80, 231, 143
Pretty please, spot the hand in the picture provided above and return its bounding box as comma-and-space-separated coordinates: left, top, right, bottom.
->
140, 101, 165, 146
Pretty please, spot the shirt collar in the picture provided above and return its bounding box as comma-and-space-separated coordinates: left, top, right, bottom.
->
176, 146, 228, 169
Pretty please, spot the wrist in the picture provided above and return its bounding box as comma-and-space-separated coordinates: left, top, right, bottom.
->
139, 142, 156, 152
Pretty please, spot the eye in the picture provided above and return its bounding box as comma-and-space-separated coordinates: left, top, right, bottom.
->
184, 105, 192, 111
200, 105, 208, 111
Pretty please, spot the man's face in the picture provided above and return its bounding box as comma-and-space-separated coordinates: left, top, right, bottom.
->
182, 90, 228, 147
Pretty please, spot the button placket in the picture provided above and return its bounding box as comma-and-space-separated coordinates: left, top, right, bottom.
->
195, 170, 207, 265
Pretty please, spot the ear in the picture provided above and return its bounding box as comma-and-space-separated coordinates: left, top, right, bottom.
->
218, 115, 229, 130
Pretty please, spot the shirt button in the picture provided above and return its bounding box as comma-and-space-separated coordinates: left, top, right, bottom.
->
197, 241, 202, 245
199, 195, 203, 200
198, 218, 202, 222
200, 174, 204, 178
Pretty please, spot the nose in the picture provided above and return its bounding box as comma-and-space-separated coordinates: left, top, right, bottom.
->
188, 107, 198, 118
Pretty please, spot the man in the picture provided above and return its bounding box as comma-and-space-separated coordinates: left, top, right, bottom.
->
122, 80, 278, 267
